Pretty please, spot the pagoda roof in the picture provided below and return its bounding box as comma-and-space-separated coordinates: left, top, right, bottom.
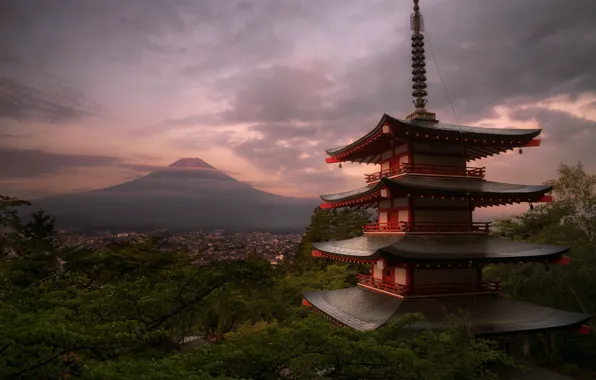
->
320, 176, 551, 205
312, 235, 569, 264
303, 287, 591, 334
325, 114, 542, 162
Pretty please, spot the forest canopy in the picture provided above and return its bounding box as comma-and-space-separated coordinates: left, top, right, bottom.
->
1, 163, 595, 379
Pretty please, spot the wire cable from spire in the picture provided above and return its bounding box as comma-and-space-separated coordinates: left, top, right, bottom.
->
423, 4, 480, 335
424, 28, 458, 124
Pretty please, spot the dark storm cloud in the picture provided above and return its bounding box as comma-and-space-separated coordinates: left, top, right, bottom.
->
0, 77, 95, 124
477, 108, 596, 184
176, 1, 336, 78
219, 65, 335, 124
0, 148, 120, 178
202, 0, 596, 182
0, 133, 26, 139
0, 148, 164, 179
582, 101, 596, 112
326, 0, 596, 125
511, 107, 596, 144
2, 0, 295, 80
0, 55, 23, 67
410, 0, 596, 120
3, 0, 596, 198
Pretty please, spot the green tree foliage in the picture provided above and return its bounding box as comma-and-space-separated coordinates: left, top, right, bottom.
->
88, 315, 510, 380
0, 195, 31, 257
0, 197, 508, 379
485, 163, 596, 366
290, 207, 370, 274
487, 163, 596, 313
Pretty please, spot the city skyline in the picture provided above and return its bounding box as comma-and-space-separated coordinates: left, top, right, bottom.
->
1, 0, 596, 220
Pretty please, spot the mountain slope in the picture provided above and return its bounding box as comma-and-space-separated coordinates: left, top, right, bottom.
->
30, 158, 318, 230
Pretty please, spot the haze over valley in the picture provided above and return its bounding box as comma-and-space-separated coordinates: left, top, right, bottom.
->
29, 158, 318, 230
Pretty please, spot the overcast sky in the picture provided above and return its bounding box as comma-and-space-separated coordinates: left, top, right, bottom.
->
1, 0, 596, 219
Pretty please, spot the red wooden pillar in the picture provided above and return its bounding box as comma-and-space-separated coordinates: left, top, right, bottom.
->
405, 266, 413, 294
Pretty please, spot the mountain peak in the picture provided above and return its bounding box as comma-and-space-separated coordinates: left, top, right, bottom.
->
169, 158, 215, 169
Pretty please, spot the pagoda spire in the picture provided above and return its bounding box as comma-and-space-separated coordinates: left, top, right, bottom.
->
406, 0, 437, 122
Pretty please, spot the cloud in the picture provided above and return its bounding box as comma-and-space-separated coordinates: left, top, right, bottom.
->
472, 105, 596, 191
581, 100, 596, 112
0, 148, 165, 179
0, 77, 95, 124
0, 54, 23, 67
0, 132, 27, 139
409, 0, 596, 120
219, 64, 336, 124
0, 148, 120, 178
511, 107, 596, 143
507, 107, 596, 174
188, 0, 596, 196
2, 0, 596, 201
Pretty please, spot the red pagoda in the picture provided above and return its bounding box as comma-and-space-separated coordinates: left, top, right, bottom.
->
302, 0, 591, 336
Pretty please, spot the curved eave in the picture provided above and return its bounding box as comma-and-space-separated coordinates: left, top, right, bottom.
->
384, 176, 552, 197
320, 176, 553, 208
387, 176, 553, 208
325, 115, 387, 157
324, 114, 543, 163
312, 235, 570, 263
312, 236, 401, 260
380, 235, 570, 263
390, 115, 542, 140
319, 182, 386, 208
303, 287, 591, 334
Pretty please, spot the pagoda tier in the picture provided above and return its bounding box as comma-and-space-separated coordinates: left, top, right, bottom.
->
302, 287, 591, 335
311, 235, 570, 265
325, 114, 542, 164
319, 175, 552, 209
303, 0, 592, 337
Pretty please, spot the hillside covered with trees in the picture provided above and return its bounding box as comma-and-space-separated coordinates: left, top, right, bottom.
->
1, 163, 595, 379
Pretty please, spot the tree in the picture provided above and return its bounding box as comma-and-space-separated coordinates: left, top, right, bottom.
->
0, 208, 275, 379
485, 163, 596, 366
290, 207, 370, 274
0, 195, 31, 258
0, 196, 511, 379
90, 314, 508, 380
545, 163, 596, 245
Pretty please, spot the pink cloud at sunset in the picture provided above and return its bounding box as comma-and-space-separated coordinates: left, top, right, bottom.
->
1, 0, 596, 222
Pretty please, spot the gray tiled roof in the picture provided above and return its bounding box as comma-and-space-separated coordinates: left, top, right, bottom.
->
325, 114, 542, 156
312, 235, 569, 262
304, 287, 591, 334
304, 287, 403, 330
313, 236, 402, 259
405, 118, 541, 136
319, 176, 552, 202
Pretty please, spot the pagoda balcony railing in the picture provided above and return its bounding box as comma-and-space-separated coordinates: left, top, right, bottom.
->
363, 221, 491, 234
364, 163, 486, 183
357, 274, 501, 296
413, 281, 501, 295
356, 274, 406, 295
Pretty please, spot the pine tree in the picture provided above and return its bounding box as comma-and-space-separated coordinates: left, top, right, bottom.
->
290, 207, 370, 274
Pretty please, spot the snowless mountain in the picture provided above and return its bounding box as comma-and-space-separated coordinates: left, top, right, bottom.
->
30, 158, 318, 231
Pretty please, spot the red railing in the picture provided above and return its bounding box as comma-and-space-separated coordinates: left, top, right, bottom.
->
365, 163, 486, 183
363, 221, 491, 234
365, 166, 407, 182
356, 274, 406, 295
362, 222, 404, 232
414, 281, 501, 295
357, 273, 501, 296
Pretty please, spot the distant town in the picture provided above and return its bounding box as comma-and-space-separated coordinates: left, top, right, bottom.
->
58, 229, 302, 265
